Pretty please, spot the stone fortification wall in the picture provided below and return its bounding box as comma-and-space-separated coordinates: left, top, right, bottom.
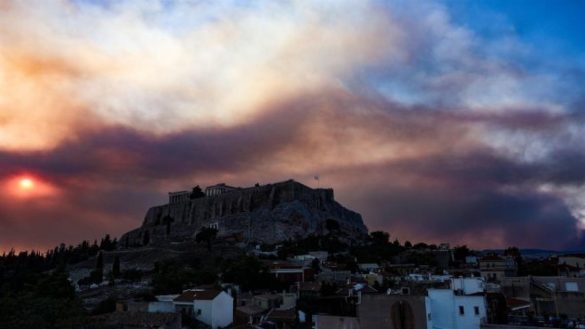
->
120, 180, 367, 247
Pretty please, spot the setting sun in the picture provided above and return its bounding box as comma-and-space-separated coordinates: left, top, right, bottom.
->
2, 175, 57, 199
18, 178, 34, 190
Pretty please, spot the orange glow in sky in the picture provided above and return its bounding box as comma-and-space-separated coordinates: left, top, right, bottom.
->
3, 175, 58, 199
18, 177, 35, 190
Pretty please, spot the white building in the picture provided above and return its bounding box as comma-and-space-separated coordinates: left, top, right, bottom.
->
451, 277, 484, 295
172, 289, 233, 329
406, 273, 451, 282
427, 278, 487, 329
355, 277, 485, 329
149, 294, 179, 313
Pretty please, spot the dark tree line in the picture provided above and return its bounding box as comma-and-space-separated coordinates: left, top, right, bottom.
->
0, 234, 118, 277
0, 234, 126, 328
0, 268, 87, 329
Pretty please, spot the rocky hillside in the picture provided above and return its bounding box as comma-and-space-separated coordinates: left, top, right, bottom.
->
120, 179, 368, 247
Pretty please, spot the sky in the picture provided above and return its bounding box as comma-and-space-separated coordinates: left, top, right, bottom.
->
1, 0, 585, 252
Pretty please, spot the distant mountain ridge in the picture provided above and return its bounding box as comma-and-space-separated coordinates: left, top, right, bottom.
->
481, 248, 585, 259
120, 179, 368, 248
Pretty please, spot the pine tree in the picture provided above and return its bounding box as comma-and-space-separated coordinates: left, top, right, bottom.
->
92, 251, 104, 283
112, 255, 120, 278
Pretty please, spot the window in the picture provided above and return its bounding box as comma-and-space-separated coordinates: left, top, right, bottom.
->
427, 313, 432, 321
474, 306, 480, 315
566, 282, 578, 292
459, 306, 464, 315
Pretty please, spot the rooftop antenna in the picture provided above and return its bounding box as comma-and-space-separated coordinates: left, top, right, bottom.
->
314, 175, 320, 188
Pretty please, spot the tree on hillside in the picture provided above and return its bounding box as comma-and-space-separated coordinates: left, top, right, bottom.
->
453, 245, 470, 262
370, 231, 390, 245
100, 234, 116, 251
190, 185, 206, 199
221, 256, 283, 291
89, 251, 103, 284
196, 227, 218, 251
112, 255, 120, 278
0, 269, 87, 329
504, 246, 523, 269
414, 242, 429, 249
504, 246, 521, 259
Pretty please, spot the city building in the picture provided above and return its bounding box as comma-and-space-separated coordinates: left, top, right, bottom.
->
172, 289, 234, 329
359, 294, 432, 329
479, 255, 517, 282
558, 254, 585, 277
269, 261, 313, 283
501, 276, 585, 319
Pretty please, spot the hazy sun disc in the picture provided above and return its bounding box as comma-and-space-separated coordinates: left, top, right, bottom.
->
18, 178, 34, 190
3, 175, 58, 199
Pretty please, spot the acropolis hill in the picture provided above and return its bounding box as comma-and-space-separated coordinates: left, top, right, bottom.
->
120, 179, 368, 247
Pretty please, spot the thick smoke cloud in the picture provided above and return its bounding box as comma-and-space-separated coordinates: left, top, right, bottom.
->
0, 0, 584, 251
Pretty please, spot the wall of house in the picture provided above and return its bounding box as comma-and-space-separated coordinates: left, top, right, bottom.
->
211, 292, 234, 329
428, 289, 455, 329
315, 315, 360, 329
558, 256, 585, 268
192, 300, 213, 328
427, 289, 486, 329
453, 295, 486, 329
452, 277, 484, 295
425, 297, 433, 329
148, 301, 174, 313
556, 292, 585, 318
501, 277, 531, 299
358, 294, 429, 329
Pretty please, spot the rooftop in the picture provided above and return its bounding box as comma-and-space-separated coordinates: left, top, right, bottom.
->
174, 289, 221, 302
236, 304, 266, 316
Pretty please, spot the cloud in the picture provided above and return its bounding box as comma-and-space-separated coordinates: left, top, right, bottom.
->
2, 89, 585, 250
0, 0, 401, 150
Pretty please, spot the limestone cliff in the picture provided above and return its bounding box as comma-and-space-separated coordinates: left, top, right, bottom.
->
120, 180, 368, 247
